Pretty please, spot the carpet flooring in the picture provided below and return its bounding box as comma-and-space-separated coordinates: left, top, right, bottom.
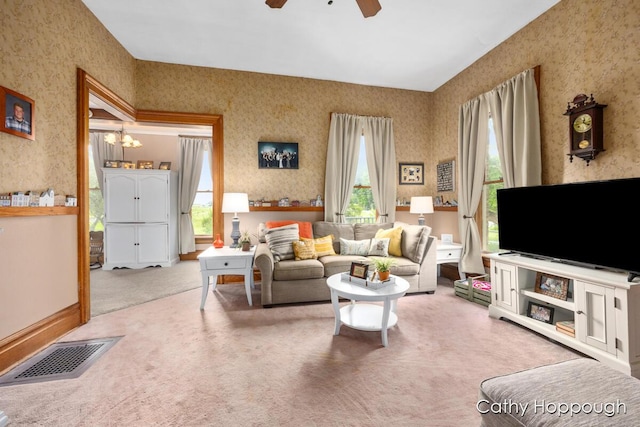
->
1, 277, 581, 426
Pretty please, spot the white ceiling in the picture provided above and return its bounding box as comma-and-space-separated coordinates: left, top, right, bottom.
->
81, 0, 559, 93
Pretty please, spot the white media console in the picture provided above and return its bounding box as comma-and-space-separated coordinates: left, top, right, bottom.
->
488, 253, 640, 378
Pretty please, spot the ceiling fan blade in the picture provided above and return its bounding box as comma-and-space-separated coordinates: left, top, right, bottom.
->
355, 0, 381, 18
265, 0, 288, 8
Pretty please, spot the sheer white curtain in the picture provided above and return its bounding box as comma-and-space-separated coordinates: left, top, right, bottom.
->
488, 68, 541, 188
178, 137, 211, 254
324, 113, 361, 223
362, 116, 397, 223
458, 96, 490, 274
89, 131, 121, 194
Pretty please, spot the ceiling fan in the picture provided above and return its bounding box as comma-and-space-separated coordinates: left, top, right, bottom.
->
265, 0, 382, 18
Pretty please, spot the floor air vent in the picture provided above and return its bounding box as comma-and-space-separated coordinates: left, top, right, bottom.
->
0, 337, 122, 387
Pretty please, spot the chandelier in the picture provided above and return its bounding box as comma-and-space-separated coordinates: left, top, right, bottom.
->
104, 126, 142, 159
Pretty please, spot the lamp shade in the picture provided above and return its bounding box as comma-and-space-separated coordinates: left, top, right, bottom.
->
221, 193, 250, 215
409, 196, 434, 214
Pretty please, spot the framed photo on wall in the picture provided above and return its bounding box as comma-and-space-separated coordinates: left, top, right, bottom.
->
399, 162, 424, 185
1, 86, 35, 141
258, 141, 299, 169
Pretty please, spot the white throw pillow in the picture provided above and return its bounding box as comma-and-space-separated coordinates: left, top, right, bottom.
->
368, 237, 390, 257
339, 238, 370, 256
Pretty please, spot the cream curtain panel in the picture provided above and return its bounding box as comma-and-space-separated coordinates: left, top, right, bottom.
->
324, 113, 397, 223
178, 137, 212, 254
89, 131, 121, 195
363, 116, 397, 223
489, 68, 542, 188
458, 68, 541, 274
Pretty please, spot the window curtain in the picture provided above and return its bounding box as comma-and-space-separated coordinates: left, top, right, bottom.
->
324, 113, 361, 223
89, 131, 121, 195
362, 116, 397, 223
458, 96, 490, 274
488, 68, 542, 188
178, 137, 211, 254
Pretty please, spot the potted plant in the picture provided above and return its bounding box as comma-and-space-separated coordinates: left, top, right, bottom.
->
372, 257, 396, 281
239, 230, 252, 251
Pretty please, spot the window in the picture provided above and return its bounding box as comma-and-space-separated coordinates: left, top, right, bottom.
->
88, 144, 104, 232
191, 152, 213, 236
481, 118, 503, 252
345, 137, 376, 223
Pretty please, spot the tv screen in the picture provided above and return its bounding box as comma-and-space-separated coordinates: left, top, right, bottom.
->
497, 178, 640, 278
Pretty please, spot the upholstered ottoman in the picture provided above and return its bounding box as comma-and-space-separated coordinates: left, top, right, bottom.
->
478, 358, 640, 426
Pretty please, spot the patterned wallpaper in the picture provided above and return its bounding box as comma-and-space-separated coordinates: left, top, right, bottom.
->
0, 0, 135, 195
431, 0, 640, 189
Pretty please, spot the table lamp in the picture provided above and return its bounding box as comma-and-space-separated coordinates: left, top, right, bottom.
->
221, 192, 250, 248
409, 196, 434, 226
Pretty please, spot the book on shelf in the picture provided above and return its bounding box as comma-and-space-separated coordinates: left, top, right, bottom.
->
555, 320, 575, 335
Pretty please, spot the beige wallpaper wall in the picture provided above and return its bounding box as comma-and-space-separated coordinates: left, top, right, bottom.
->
135, 63, 433, 202
431, 0, 640, 187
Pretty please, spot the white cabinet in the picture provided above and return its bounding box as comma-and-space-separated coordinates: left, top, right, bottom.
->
102, 169, 179, 270
488, 254, 640, 378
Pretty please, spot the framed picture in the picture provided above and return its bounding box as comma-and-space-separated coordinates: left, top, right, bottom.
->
258, 141, 298, 169
350, 262, 369, 279
159, 162, 171, 170
104, 160, 121, 168
137, 160, 154, 169
1, 86, 35, 141
535, 272, 569, 301
526, 301, 554, 324
122, 161, 136, 169
399, 162, 424, 185
437, 160, 455, 192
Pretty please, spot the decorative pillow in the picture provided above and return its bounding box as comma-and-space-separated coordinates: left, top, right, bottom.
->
375, 226, 403, 256
292, 239, 317, 260
368, 237, 390, 256
394, 221, 432, 263
266, 220, 313, 239
302, 234, 336, 257
257, 222, 268, 243
339, 238, 370, 256
265, 224, 299, 262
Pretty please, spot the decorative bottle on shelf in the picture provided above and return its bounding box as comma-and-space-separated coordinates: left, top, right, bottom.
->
213, 234, 224, 249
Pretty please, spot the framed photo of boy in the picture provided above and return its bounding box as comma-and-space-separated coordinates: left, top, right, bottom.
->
1, 86, 35, 141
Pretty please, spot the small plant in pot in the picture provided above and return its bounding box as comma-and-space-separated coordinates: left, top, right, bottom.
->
239, 230, 252, 251
372, 257, 396, 281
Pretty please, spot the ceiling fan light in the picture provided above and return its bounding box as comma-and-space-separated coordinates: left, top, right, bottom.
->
265, 0, 288, 8
356, 0, 381, 17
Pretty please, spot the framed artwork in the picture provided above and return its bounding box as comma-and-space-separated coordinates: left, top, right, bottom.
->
122, 161, 136, 169
534, 272, 569, 301
159, 162, 171, 170
258, 141, 298, 169
137, 160, 154, 169
1, 86, 35, 141
399, 162, 424, 185
350, 262, 369, 279
437, 160, 455, 192
526, 301, 554, 324
104, 160, 121, 168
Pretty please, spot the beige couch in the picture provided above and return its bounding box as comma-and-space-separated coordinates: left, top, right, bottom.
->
254, 221, 437, 307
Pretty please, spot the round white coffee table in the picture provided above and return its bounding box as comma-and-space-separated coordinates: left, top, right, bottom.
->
326, 273, 410, 347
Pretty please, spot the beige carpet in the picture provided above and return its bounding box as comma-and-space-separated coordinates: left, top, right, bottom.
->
90, 261, 202, 317
1, 278, 581, 426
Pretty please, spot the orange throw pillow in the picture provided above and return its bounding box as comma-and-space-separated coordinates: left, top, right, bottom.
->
266, 220, 313, 239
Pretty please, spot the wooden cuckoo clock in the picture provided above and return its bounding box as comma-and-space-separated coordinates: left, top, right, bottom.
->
564, 94, 607, 165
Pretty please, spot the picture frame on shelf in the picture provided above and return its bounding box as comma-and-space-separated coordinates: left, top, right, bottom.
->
104, 160, 121, 168
258, 141, 299, 169
350, 262, 369, 279
399, 162, 424, 185
526, 301, 554, 324
1, 86, 35, 141
159, 161, 171, 170
137, 160, 154, 169
534, 272, 569, 301
122, 161, 136, 169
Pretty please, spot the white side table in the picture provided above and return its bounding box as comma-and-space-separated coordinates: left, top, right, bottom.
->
326, 273, 410, 347
436, 241, 463, 278
197, 246, 255, 308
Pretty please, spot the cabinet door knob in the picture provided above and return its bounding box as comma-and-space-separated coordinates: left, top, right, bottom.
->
224, 262, 228, 266
576, 310, 584, 315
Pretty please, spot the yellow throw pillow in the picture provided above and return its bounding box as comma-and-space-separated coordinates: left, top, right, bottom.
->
375, 226, 403, 257
302, 234, 336, 257
292, 240, 317, 260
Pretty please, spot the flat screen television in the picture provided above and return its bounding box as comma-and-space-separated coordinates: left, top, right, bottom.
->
496, 177, 640, 281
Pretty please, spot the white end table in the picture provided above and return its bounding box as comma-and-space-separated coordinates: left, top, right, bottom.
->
437, 241, 464, 278
326, 273, 410, 347
197, 246, 255, 308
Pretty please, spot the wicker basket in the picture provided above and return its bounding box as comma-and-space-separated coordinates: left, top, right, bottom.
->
454, 275, 491, 307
